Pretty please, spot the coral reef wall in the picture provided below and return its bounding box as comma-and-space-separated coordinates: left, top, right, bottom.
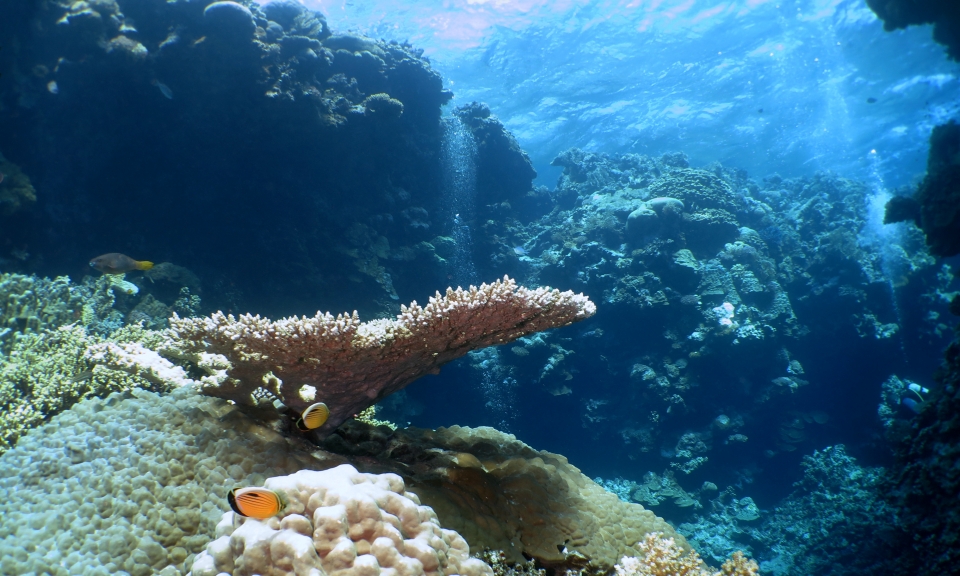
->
888, 308, 960, 575
402, 147, 954, 500
0, 0, 541, 317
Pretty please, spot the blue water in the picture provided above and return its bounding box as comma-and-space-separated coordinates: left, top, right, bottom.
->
0, 0, 957, 574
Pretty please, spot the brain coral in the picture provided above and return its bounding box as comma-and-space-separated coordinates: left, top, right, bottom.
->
191, 465, 493, 576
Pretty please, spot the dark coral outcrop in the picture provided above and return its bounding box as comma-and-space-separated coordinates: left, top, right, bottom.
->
867, 0, 960, 61
885, 121, 960, 257
888, 326, 960, 576
0, 0, 454, 316
454, 102, 537, 208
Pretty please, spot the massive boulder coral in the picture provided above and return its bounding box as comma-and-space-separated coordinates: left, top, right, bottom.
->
319, 421, 689, 571
190, 465, 494, 576
0, 386, 324, 575
169, 277, 595, 435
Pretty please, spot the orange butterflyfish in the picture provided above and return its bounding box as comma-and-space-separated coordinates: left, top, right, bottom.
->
227, 487, 284, 519
89, 253, 154, 274
296, 402, 330, 431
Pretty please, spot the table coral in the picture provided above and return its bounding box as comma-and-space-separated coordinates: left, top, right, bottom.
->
168, 276, 595, 435
190, 465, 494, 576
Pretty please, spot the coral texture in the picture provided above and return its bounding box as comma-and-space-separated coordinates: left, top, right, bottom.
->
0, 154, 37, 215
191, 465, 494, 576
0, 324, 174, 453
318, 421, 687, 571
169, 276, 595, 435
914, 121, 960, 257
0, 273, 83, 354
885, 121, 960, 256
454, 102, 537, 206
0, 386, 324, 575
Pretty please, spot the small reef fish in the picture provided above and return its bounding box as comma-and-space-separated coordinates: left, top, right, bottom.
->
227, 487, 284, 520
151, 79, 173, 99
296, 402, 330, 431
89, 253, 154, 274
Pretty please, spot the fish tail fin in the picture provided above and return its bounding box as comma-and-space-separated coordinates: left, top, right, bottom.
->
136, 260, 155, 271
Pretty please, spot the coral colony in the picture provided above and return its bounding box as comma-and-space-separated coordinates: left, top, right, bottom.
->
1, 0, 959, 575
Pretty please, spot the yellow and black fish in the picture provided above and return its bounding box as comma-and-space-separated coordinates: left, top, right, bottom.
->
227, 487, 284, 520
296, 402, 330, 431
89, 253, 154, 274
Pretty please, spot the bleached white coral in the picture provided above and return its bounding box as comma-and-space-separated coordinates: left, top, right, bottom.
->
84, 341, 196, 389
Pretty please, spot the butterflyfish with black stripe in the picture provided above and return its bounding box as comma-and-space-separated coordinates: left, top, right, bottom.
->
296, 402, 330, 431
227, 487, 284, 520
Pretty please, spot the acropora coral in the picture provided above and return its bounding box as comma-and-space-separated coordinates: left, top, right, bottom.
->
0, 323, 173, 453
168, 276, 595, 436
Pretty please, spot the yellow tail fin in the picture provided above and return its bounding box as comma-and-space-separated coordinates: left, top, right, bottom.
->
136, 260, 155, 271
